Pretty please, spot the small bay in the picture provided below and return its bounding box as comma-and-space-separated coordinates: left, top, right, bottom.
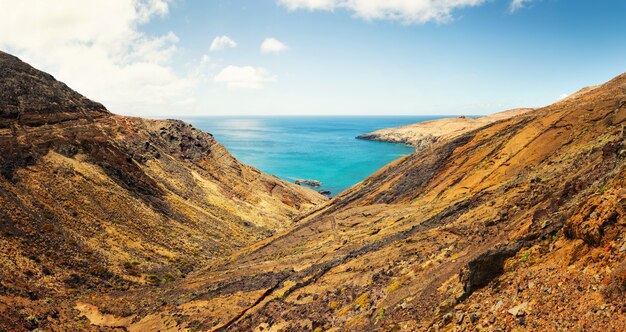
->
181, 116, 446, 197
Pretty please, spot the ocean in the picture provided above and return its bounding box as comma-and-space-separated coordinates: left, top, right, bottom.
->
180, 116, 445, 197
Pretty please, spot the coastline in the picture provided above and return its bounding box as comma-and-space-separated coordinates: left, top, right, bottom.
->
182, 116, 423, 196
356, 108, 534, 149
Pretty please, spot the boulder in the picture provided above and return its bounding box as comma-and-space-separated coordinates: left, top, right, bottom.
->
295, 179, 321, 187
459, 242, 524, 297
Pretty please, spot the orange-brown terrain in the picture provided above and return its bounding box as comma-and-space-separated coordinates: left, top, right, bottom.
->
0, 51, 325, 331
1, 50, 625, 331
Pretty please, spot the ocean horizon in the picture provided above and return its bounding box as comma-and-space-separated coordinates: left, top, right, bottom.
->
180, 115, 451, 196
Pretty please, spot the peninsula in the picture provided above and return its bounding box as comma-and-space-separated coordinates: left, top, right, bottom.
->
357, 108, 534, 150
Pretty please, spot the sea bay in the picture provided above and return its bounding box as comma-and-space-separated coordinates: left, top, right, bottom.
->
182, 116, 446, 196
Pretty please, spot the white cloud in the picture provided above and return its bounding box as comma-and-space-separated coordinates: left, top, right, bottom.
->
280, 0, 338, 11
261, 38, 289, 54
510, 0, 531, 12
277, 0, 489, 24
214, 66, 276, 89
210, 35, 237, 51
0, 0, 196, 115
558, 93, 569, 100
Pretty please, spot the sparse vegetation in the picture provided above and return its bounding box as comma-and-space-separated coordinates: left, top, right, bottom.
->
520, 250, 532, 263
599, 184, 609, 194
387, 280, 402, 294
552, 231, 559, 241
354, 292, 370, 310
162, 273, 176, 283
146, 274, 160, 284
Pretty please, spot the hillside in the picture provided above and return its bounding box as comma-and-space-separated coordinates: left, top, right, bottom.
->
1, 51, 625, 332
357, 108, 533, 150
0, 51, 325, 331
78, 73, 626, 331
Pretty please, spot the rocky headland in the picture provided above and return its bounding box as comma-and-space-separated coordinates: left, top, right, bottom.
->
1, 50, 625, 331
357, 108, 533, 150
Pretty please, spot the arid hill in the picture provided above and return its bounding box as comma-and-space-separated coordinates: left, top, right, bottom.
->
0, 51, 325, 331
357, 108, 533, 150
76, 73, 626, 331
1, 51, 625, 332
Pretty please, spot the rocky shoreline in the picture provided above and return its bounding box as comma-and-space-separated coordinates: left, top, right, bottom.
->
294, 179, 321, 187
295, 179, 332, 196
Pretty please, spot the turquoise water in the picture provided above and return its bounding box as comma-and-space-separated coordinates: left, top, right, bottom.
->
180, 116, 445, 197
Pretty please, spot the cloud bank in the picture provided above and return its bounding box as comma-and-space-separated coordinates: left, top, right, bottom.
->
277, 0, 489, 24
0, 0, 194, 115
278, 0, 530, 23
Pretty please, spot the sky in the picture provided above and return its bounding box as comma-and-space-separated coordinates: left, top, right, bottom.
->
1, 0, 626, 116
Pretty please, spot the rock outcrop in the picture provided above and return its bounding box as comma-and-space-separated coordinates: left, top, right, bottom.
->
357, 108, 533, 150
459, 242, 526, 297
295, 179, 321, 187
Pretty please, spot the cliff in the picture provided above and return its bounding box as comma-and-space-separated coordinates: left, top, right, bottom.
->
0, 51, 325, 331
357, 108, 533, 150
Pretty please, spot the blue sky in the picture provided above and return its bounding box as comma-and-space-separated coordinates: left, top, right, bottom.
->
2, 0, 626, 116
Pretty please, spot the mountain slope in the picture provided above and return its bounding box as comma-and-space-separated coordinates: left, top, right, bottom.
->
2, 51, 625, 331
0, 51, 325, 331
83, 73, 626, 331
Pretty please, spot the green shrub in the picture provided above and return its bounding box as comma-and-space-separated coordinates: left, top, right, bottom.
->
146, 274, 160, 284
378, 307, 385, 321
520, 250, 532, 263
162, 273, 176, 283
